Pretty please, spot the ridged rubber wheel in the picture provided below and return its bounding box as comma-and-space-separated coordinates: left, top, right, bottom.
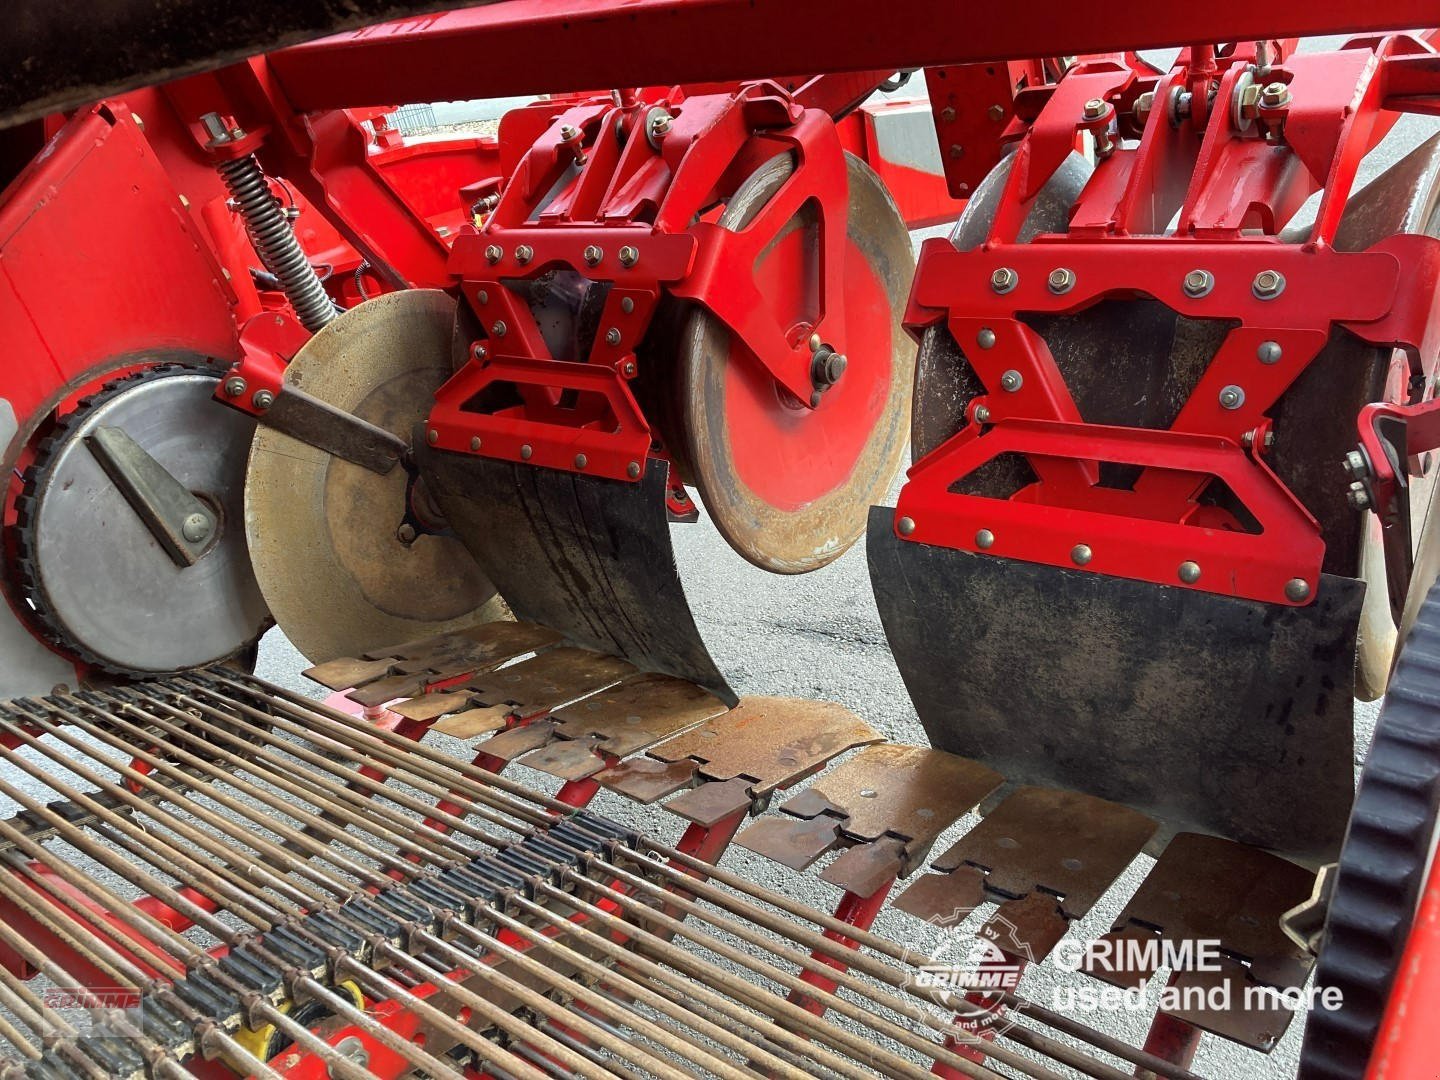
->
675, 152, 915, 574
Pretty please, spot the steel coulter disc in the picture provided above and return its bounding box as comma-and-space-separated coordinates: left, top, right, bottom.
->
246, 290, 503, 663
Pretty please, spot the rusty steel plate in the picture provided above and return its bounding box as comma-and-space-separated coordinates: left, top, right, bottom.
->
1163, 957, 1298, 1052
820, 836, 907, 897
302, 656, 396, 692
549, 674, 728, 758
982, 894, 1069, 963
736, 815, 843, 871
246, 290, 505, 663
388, 691, 475, 723
665, 777, 755, 828
780, 744, 1001, 865
596, 758, 699, 804
1092, 832, 1315, 991
460, 646, 635, 717
431, 706, 512, 741
345, 673, 430, 709
475, 720, 559, 763
933, 786, 1157, 918
516, 738, 608, 782
647, 696, 881, 795
893, 866, 988, 926
363, 621, 561, 669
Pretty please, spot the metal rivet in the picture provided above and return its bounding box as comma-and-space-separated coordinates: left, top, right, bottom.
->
618, 245, 639, 267
426, 429, 439, 444
514, 244, 534, 265
574, 453, 588, 469
975, 529, 995, 549
224, 376, 246, 398
1252, 270, 1286, 299
897, 516, 916, 536
621, 297, 635, 314
1257, 340, 1282, 364
627, 461, 641, 479
1178, 561, 1202, 584
395, 524, 417, 544
987, 104, 1006, 122
1071, 544, 1093, 566
252, 389, 275, 411
583, 244, 603, 266
1219, 384, 1245, 410
973, 404, 991, 424
1285, 578, 1311, 602
859, 789, 878, 798
181, 513, 210, 543
605, 327, 622, 346
1047, 268, 1076, 294
990, 267, 1018, 294
1000, 369, 1023, 392
1183, 269, 1214, 297
491, 320, 507, 337
471, 343, 488, 362
469, 436, 481, 451
484, 244, 502, 263
520, 444, 533, 460
477, 289, 489, 305
977, 328, 996, 349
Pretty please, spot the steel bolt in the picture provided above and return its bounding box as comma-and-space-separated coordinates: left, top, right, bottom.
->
1259, 82, 1291, 110
574, 453, 588, 469
469, 436, 481, 451
251, 389, 275, 411
1219, 384, 1246, 410
181, 513, 210, 543
1047, 267, 1076, 294
520, 444, 533, 460
583, 244, 603, 266
1178, 561, 1202, 584
618, 245, 639, 268
987, 104, 1006, 123
811, 348, 847, 388
426, 428, 439, 444
627, 461, 642, 479
1134, 91, 1155, 124
1082, 98, 1107, 120
491, 320, 507, 337
649, 112, 673, 139
1342, 450, 1369, 480
224, 376, 247, 398
621, 297, 635, 314
485, 244, 503, 263
514, 244, 534, 265
1257, 340, 1282, 364
809, 333, 823, 352
396, 523, 417, 544
1284, 578, 1312, 602
605, 327, 622, 347
1183, 269, 1214, 298
471, 343, 488, 362
975, 529, 995, 549
1071, 543, 1093, 566
1252, 269, 1286, 299
940, 107, 957, 124
622, 360, 637, 377
1346, 481, 1371, 510
990, 267, 1018, 294
334, 1036, 370, 1071
977, 328, 997, 349
559, 124, 579, 141
1000, 369, 1023, 392
973, 404, 991, 424
897, 516, 916, 536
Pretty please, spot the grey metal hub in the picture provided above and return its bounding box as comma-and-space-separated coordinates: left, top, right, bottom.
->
18, 370, 270, 673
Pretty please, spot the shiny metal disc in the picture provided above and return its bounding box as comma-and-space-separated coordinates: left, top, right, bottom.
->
246, 290, 503, 663
22, 371, 269, 672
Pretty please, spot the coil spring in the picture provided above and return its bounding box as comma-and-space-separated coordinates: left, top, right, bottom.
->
216, 154, 336, 332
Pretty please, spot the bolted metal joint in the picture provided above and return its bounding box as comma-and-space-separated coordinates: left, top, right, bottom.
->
1252, 269, 1286, 299
1341, 449, 1371, 481
1182, 269, 1214, 298
999, 369, 1023, 392
810, 346, 848, 389
1047, 268, 1076, 294
1346, 481, 1372, 511
1259, 81, 1292, 110
582, 244, 603, 266
990, 267, 1018, 294
1082, 98, 1107, 120
223, 376, 247, 398
1218, 385, 1246, 410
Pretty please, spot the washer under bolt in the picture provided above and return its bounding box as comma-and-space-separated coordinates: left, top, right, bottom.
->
990, 267, 1018, 293
1000, 369, 1023, 392
1183, 269, 1214, 297
514, 244, 534, 265
1071, 544, 1093, 566
1257, 340, 1282, 364
1284, 578, 1311, 602
251, 389, 275, 411
619, 245, 639, 267
977, 328, 997, 349
181, 514, 210, 543
484, 244, 503, 263
491, 320, 507, 337
605, 327, 622, 346
471, 343, 488, 362
583, 244, 603, 266
1047, 268, 1076, 294
1178, 560, 1202, 584
1259, 82, 1292, 109
1342, 450, 1369, 479
897, 516, 916, 536
1219, 384, 1246, 410
1082, 98, 1107, 119
975, 529, 995, 549
224, 377, 246, 398
1252, 269, 1286, 298
973, 404, 991, 424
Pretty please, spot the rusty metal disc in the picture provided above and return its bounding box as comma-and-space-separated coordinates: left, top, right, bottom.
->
246, 290, 503, 663
675, 152, 915, 573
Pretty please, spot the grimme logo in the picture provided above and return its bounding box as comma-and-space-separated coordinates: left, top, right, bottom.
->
42, 987, 142, 1036
904, 913, 1034, 1039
